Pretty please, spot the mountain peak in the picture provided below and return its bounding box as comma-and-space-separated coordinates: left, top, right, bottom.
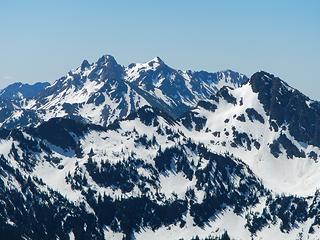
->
80, 59, 90, 70
151, 56, 163, 63
251, 71, 276, 82
147, 56, 166, 68
96, 54, 118, 66
249, 71, 293, 94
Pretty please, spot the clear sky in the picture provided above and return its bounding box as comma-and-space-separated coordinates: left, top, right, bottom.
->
1, 0, 319, 99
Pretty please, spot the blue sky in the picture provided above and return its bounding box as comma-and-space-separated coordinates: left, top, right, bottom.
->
1, 0, 319, 99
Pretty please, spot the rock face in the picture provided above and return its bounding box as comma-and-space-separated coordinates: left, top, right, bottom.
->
0, 82, 50, 101
0, 56, 320, 239
250, 71, 320, 147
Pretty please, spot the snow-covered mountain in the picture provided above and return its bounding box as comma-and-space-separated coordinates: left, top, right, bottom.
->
0, 82, 50, 102
1, 55, 320, 239
176, 71, 320, 194
0, 82, 49, 129
0, 55, 247, 129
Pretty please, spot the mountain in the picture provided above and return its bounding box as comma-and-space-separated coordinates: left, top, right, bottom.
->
125, 56, 246, 118
0, 82, 50, 102
0, 55, 247, 129
178, 71, 320, 196
1, 55, 320, 239
0, 103, 320, 240
0, 82, 49, 130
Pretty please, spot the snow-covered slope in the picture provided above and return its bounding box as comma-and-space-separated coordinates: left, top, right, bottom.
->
177, 71, 320, 196
1, 103, 320, 240
1, 54, 320, 239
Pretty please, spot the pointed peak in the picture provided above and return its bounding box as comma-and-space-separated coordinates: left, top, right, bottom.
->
251, 71, 276, 81
249, 71, 281, 88
147, 56, 165, 67
152, 56, 163, 63
96, 54, 118, 66
80, 59, 90, 70
249, 71, 297, 97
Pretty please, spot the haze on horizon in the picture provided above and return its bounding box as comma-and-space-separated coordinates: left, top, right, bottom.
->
0, 0, 319, 99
